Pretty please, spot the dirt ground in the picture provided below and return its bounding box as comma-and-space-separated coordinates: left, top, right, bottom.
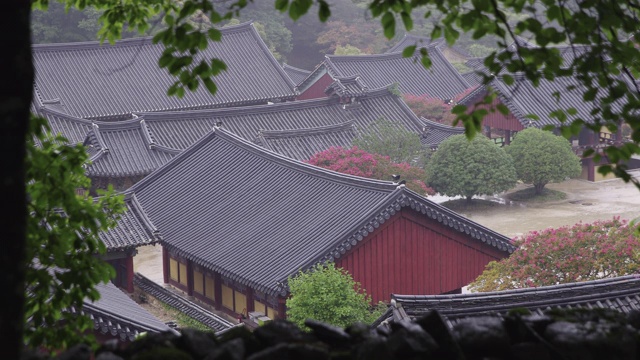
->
134, 172, 640, 280
455, 173, 640, 238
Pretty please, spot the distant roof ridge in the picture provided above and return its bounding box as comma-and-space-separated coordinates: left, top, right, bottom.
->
137, 86, 400, 121
393, 274, 640, 301
325, 46, 472, 96
131, 127, 398, 195
387, 33, 443, 53
282, 62, 311, 74
32, 21, 256, 52
420, 117, 465, 132
258, 120, 355, 138
137, 96, 340, 120
327, 47, 438, 62
125, 192, 161, 238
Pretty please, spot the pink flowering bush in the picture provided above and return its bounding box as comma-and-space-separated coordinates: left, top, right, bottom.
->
403, 88, 476, 126
469, 217, 640, 292
307, 146, 435, 195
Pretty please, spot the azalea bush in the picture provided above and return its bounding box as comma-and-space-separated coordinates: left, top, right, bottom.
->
307, 146, 434, 195
469, 218, 640, 292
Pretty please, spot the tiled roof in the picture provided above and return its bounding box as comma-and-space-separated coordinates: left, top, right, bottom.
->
386, 34, 443, 53
138, 88, 427, 150
32, 22, 296, 120
83, 118, 180, 178
419, 117, 465, 148
323, 45, 471, 99
377, 275, 640, 328
39, 107, 180, 179
461, 70, 485, 87
134, 273, 237, 333
459, 73, 624, 128
254, 121, 357, 161
324, 76, 369, 98
70, 281, 177, 341
99, 192, 161, 252
129, 128, 513, 297
282, 63, 311, 86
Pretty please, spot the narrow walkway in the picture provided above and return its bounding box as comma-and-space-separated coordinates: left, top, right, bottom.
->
134, 273, 239, 334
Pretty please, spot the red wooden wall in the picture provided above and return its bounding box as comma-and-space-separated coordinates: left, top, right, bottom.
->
336, 208, 508, 303
464, 90, 525, 131
297, 73, 334, 100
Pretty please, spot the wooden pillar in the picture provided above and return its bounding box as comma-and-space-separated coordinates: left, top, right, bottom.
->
162, 247, 170, 284
125, 255, 134, 293
186, 260, 194, 296
246, 290, 254, 313
504, 130, 511, 145
214, 273, 223, 311
485, 126, 491, 138
277, 297, 287, 320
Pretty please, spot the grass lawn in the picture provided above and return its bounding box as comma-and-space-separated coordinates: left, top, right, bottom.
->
506, 187, 567, 203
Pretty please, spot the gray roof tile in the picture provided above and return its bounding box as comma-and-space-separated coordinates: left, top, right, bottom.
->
419, 117, 465, 148
322, 45, 471, 100
129, 128, 513, 296
73, 281, 176, 341
386, 34, 443, 54
139, 88, 427, 150
33, 22, 296, 120
282, 63, 311, 86
99, 193, 161, 252
254, 121, 357, 161
459, 73, 625, 128
134, 273, 236, 333
381, 275, 640, 327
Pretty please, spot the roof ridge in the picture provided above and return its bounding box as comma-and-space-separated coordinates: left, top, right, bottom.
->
246, 23, 296, 90
282, 63, 311, 74
137, 96, 340, 120
393, 275, 640, 301
132, 127, 398, 195
420, 117, 465, 132
257, 121, 356, 138
32, 21, 256, 52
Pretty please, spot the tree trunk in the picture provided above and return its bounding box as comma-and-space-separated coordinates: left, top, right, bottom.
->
0, 3, 32, 358
466, 195, 473, 203
534, 183, 546, 195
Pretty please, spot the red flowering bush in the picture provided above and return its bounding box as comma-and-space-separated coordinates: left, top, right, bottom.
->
307, 147, 435, 195
469, 217, 640, 292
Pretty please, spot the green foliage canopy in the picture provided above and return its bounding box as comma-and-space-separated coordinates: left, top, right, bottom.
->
286, 262, 382, 329
469, 218, 640, 292
425, 134, 517, 201
506, 128, 582, 194
25, 116, 124, 349
352, 117, 423, 164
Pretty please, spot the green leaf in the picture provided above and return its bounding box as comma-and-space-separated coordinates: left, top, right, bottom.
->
275, 0, 288, 11
402, 45, 416, 58
400, 12, 413, 31
318, 0, 331, 22
208, 28, 221, 42
203, 78, 218, 95
381, 12, 396, 39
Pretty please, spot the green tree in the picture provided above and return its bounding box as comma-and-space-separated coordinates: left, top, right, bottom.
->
334, 44, 362, 55
506, 128, 582, 195
426, 134, 517, 202
469, 218, 640, 292
353, 117, 423, 164
286, 262, 382, 329
25, 115, 124, 349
